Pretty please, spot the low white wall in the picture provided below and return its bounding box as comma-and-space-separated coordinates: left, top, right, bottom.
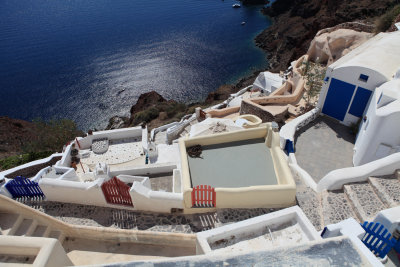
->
173, 169, 182, 193
279, 107, 320, 149
373, 206, 400, 234
110, 163, 177, 177
142, 126, 149, 153
116, 174, 151, 188
130, 182, 184, 213
0, 153, 63, 180
58, 143, 73, 167
39, 178, 109, 207
77, 127, 143, 149
321, 218, 383, 266
30, 166, 51, 183
151, 122, 180, 141
196, 206, 320, 255
289, 163, 318, 191
166, 115, 196, 144
317, 152, 400, 192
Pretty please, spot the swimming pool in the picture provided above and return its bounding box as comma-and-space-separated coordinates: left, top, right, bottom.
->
188, 138, 277, 188
179, 123, 296, 211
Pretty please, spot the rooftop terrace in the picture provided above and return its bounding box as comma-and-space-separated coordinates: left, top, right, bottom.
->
294, 116, 355, 182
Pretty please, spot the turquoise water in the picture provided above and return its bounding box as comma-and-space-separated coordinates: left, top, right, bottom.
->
0, 0, 270, 130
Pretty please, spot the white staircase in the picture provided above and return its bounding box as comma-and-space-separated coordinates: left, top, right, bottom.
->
321, 175, 400, 226
0, 212, 65, 244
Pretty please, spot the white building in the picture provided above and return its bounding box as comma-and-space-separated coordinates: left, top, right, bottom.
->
353, 77, 400, 165
252, 71, 284, 95
317, 31, 400, 126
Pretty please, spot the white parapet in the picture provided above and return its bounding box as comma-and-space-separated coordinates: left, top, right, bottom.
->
0, 236, 72, 267
317, 152, 400, 192
373, 206, 400, 235
39, 178, 109, 207
321, 218, 383, 266
130, 182, 184, 213
196, 206, 320, 255
279, 107, 320, 150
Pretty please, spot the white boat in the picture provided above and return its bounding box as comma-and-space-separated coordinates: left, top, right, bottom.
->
232, 4, 241, 8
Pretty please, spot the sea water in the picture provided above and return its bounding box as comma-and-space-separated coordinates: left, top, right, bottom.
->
0, 0, 270, 130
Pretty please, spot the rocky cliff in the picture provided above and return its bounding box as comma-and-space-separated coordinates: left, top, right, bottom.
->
256, 0, 397, 72
0, 117, 35, 159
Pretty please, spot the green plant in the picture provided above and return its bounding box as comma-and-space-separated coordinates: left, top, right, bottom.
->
302, 61, 327, 110
22, 118, 83, 154
375, 4, 400, 32
0, 151, 53, 170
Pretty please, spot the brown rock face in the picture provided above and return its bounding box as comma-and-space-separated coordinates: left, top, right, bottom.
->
0, 117, 35, 159
205, 85, 236, 103
129, 91, 168, 115
256, 0, 396, 72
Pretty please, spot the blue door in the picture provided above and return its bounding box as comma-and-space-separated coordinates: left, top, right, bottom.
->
348, 87, 372, 117
322, 78, 356, 121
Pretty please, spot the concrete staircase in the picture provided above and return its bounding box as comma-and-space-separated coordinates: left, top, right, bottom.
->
321, 175, 400, 226
0, 212, 65, 244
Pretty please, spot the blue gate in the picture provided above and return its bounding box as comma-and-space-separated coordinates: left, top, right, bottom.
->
322, 78, 356, 121
348, 87, 372, 118
5, 176, 45, 199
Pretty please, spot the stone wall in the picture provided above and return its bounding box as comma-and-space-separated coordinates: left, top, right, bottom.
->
240, 100, 286, 123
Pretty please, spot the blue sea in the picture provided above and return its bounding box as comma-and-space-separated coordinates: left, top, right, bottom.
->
0, 0, 271, 130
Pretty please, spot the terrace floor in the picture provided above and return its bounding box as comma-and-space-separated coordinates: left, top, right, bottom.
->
294, 116, 355, 183
80, 137, 143, 167
149, 173, 173, 192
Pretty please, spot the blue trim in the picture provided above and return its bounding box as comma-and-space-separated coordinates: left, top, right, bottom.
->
5, 176, 45, 199
284, 139, 295, 154
348, 87, 372, 118
359, 74, 369, 82
377, 93, 383, 104
322, 78, 356, 121
360, 221, 397, 258
320, 227, 327, 238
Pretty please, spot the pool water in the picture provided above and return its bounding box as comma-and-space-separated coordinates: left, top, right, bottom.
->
188, 138, 277, 188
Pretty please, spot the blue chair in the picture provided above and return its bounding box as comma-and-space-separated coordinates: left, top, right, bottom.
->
360, 221, 397, 259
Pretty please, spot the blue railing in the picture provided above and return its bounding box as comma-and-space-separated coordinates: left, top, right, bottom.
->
360, 221, 397, 258
5, 176, 45, 200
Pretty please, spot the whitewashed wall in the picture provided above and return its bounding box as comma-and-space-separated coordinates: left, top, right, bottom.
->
77, 127, 143, 149
353, 82, 400, 166
317, 152, 400, 191
318, 66, 387, 126
39, 178, 110, 207
130, 182, 183, 213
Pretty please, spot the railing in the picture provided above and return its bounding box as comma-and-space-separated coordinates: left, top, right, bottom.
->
360, 221, 397, 259
5, 176, 45, 199
191, 185, 216, 208
101, 177, 133, 207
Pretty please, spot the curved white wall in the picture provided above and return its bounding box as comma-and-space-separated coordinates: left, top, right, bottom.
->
317, 152, 400, 192
318, 66, 387, 126
354, 85, 400, 166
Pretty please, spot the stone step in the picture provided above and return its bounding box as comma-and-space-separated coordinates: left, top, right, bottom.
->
344, 183, 387, 222
295, 185, 323, 231
368, 177, 400, 208
321, 190, 358, 226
